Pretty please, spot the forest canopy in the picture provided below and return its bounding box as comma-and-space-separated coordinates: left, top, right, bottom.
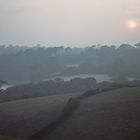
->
0, 43, 140, 84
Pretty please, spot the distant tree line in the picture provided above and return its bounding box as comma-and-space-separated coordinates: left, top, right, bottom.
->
0, 77, 97, 102
0, 80, 7, 87
0, 76, 139, 103
0, 43, 140, 83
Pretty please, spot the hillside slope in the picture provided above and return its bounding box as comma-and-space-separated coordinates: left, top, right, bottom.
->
0, 93, 80, 139
42, 87, 140, 140
0, 136, 17, 140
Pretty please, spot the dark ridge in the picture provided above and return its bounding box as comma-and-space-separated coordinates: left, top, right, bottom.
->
0, 77, 97, 103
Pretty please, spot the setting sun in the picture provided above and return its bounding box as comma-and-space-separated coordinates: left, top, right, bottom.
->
128, 20, 137, 29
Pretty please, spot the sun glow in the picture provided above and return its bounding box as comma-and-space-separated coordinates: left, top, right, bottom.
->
128, 20, 137, 29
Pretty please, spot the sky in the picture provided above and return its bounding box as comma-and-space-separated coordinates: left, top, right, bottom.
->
0, 0, 140, 47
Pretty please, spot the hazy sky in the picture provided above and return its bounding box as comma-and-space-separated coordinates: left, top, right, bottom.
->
0, 0, 140, 47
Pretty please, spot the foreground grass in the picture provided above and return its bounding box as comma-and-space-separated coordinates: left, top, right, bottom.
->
0, 135, 22, 140
43, 87, 140, 140
1, 87, 140, 140
0, 92, 81, 139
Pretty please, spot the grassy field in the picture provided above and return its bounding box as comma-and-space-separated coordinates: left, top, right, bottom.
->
0, 92, 81, 139
0, 135, 22, 140
1, 87, 140, 140
43, 87, 140, 140
0, 136, 14, 140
